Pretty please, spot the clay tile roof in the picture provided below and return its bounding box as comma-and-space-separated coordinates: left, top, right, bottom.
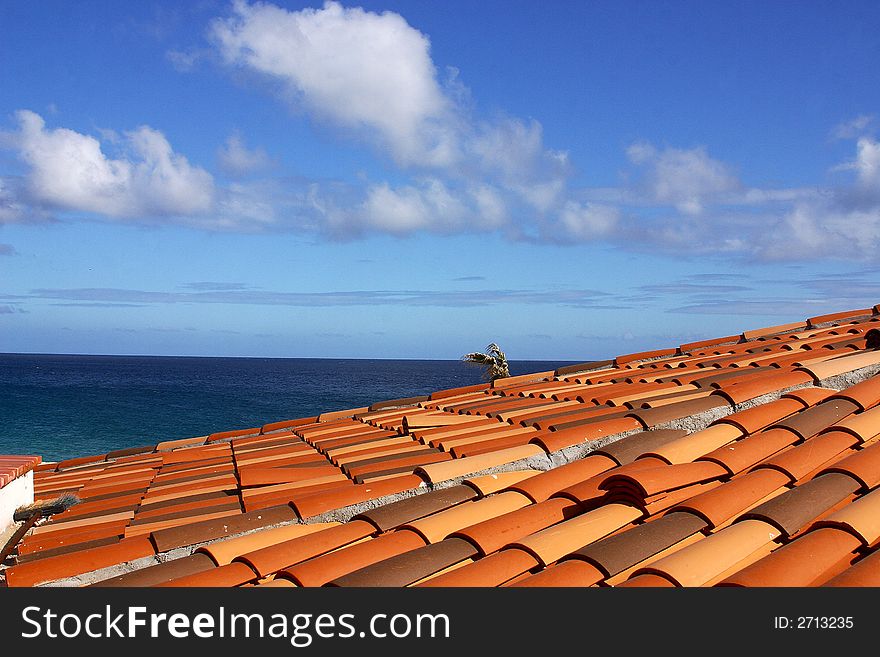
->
823, 548, 880, 587
568, 511, 708, 577
737, 472, 861, 538
8, 304, 880, 589
329, 537, 479, 587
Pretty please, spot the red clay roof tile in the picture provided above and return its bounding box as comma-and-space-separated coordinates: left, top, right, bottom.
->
507, 455, 617, 503
352, 485, 478, 532
738, 472, 861, 537
401, 491, 532, 543
149, 504, 297, 552
5, 537, 155, 587
532, 417, 643, 452
699, 428, 800, 475
290, 475, 424, 519
643, 424, 743, 465
234, 520, 375, 578
89, 552, 216, 587
711, 371, 813, 405
718, 527, 861, 587
198, 523, 336, 566
158, 561, 258, 587
509, 558, 605, 587
631, 518, 781, 587
278, 529, 427, 586
569, 511, 708, 577
755, 430, 858, 483
329, 537, 479, 587
823, 549, 880, 587
812, 487, 880, 547
670, 468, 791, 529
818, 441, 880, 490
451, 497, 581, 555
417, 548, 540, 587
462, 470, 538, 496
713, 398, 805, 435
508, 503, 643, 567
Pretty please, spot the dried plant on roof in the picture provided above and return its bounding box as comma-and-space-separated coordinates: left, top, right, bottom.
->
462, 342, 511, 381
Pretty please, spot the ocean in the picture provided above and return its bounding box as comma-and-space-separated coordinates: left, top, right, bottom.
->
0, 353, 577, 462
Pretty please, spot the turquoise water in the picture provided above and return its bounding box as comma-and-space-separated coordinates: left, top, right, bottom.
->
0, 354, 576, 461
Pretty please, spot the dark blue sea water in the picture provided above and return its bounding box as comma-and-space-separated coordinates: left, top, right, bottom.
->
0, 354, 577, 462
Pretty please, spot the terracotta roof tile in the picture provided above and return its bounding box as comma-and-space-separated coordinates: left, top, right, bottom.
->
601, 462, 729, 500
529, 406, 625, 432
711, 371, 814, 405
509, 559, 606, 587
717, 527, 862, 587
714, 398, 805, 435
5, 537, 155, 587
615, 572, 678, 587
509, 503, 643, 566
569, 511, 708, 577
352, 485, 478, 532
812, 487, 880, 546
507, 455, 618, 503
149, 504, 297, 552
626, 397, 730, 429
290, 475, 424, 519
808, 308, 873, 327
770, 399, 860, 440
741, 321, 807, 340
554, 457, 667, 505
823, 549, 880, 586
643, 424, 744, 464
533, 417, 643, 452
699, 428, 800, 475
462, 470, 539, 496
671, 468, 791, 529
796, 350, 880, 381
451, 497, 581, 555
260, 417, 319, 433
823, 403, 880, 443
416, 548, 540, 587
329, 537, 479, 587
89, 552, 216, 587
554, 361, 614, 377
279, 529, 428, 586
158, 561, 258, 587
630, 519, 781, 587
738, 472, 861, 537
451, 433, 536, 459
592, 429, 688, 465
198, 522, 337, 566
400, 491, 532, 543
414, 445, 545, 485
818, 441, 880, 490
233, 520, 375, 578
755, 430, 858, 482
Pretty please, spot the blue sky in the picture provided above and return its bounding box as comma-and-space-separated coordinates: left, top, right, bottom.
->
1, 0, 880, 360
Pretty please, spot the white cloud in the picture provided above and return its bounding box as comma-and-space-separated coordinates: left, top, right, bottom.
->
359, 179, 488, 235
853, 137, 880, 188
217, 133, 272, 176
0, 178, 28, 223
831, 114, 875, 140
627, 142, 741, 215
8, 110, 214, 218
209, 0, 571, 233
211, 0, 455, 167
557, 201, 619, 240
468, 118, 570, 211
